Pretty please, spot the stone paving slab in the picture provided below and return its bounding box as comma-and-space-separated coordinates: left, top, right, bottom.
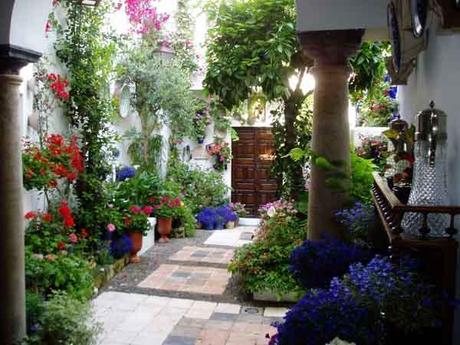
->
169, 246, 235, 265
138, 264, 231, 295
204, 227, 257, 247
94, 292, 286, 345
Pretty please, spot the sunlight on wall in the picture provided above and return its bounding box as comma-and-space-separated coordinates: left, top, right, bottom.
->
288, 73, 315, 94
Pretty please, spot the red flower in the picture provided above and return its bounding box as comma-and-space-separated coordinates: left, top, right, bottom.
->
68, 233, 78, 244
58, 201, 75, 228
25, 211, 37, 220
66, 172, 77, 181
81, 228, 89, 238
57, 241, 66, 251
42, 213, 53, 222
64, 216, 75, 228
47, 134, 64, 146
48, 179, 58, 188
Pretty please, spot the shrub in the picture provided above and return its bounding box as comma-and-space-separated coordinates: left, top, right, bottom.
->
229, 240, 302, 297
289, 238, 372, 289
272, 255, 448, 345
25, 291, 101, 345
229, 216, 306, 296
25, 248, 93, 300
167, 162, 229, 213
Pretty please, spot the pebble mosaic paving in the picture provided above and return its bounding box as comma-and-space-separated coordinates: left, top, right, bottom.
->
169, 246, 235, 265
94, 227, 289, 345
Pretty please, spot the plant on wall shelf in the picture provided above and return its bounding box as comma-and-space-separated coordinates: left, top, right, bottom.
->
206, 137, 232, 172
193, 108, 211, 142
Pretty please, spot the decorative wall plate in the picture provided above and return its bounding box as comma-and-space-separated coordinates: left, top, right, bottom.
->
387, 2, 402, 73
119, 84, 131, 118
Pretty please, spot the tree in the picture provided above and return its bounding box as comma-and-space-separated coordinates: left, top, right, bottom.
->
204, 0, 313, 197
119, 44, 196, 172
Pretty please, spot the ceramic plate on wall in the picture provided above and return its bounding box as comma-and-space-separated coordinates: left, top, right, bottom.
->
119, 84, 131, 119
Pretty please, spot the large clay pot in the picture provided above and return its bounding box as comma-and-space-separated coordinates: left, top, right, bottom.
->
128, 231, 143, 263
157, 216, 172, 243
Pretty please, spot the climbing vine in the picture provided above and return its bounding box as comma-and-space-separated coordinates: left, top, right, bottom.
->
53, 0, 117, 246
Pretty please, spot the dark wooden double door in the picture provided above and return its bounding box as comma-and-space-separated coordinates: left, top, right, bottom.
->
231, 127, 279, 215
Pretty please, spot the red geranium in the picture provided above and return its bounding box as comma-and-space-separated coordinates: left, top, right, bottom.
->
42, 213, 53, 222
25, 211, 37, 220
58, 201, 75, 228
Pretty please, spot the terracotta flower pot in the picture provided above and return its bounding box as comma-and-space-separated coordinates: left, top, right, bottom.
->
128, 231, 143, 264
157, 216, 172, 243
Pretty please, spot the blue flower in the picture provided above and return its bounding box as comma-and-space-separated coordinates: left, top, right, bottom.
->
116, 166, 136, 181
289, 237, 372, 289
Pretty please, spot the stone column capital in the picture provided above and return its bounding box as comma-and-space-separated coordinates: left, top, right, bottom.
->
0, 57, 28, 75
298, 29, 364, 66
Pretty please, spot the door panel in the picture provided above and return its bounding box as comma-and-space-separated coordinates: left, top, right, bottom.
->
231, 127, 279, 216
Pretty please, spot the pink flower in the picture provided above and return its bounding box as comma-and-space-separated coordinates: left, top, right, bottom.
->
68, 233, 78, 244
130, 205, 142, 214
107, 223, 116, 232
142, 205, 154, 216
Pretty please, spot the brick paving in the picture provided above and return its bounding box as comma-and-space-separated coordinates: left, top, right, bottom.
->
94, 226, 288, 345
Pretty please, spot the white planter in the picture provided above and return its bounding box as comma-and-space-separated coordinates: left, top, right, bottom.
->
139, 217, 156, 255
238, 217, 261, 226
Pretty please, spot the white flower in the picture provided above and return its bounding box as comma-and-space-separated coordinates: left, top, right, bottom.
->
267, 206, 277, 218
325, 338, 356, 345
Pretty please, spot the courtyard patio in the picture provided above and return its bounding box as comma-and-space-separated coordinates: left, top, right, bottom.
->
0, 0, 460, 345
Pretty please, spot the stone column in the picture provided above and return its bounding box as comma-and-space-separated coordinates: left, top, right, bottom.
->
0, 58, 27, 344
298, 30, 363, 240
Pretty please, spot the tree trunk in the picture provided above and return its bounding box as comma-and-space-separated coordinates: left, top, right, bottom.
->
284, 95, 305, 199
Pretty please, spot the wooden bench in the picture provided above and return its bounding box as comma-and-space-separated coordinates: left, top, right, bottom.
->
371, 172, 459, 345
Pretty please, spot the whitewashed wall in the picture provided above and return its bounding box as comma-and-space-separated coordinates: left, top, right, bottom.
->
398, 23, 460, 342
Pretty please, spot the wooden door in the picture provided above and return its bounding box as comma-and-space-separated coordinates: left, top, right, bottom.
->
231, 127, 279, 215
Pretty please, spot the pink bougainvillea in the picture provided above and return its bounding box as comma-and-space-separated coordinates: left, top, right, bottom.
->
124, 0, 169, 34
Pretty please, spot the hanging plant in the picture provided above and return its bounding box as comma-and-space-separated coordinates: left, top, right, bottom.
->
206, 137, 232, 172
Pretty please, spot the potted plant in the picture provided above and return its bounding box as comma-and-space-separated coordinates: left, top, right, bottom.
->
153, 196, 183, 243
217, 205, 238, 229
206, 137, 232, 172
193, 109, 210, 144
229, 202, 248, 225
121, 205, 151, 263
196, 207, 217, 230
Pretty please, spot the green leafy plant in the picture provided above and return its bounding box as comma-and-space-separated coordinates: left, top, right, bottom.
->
25, 248, 93, 300
118, 44, 196, 147
167, 162, 229, 213
229, 205, 306, 297
25, 291, 100, 345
